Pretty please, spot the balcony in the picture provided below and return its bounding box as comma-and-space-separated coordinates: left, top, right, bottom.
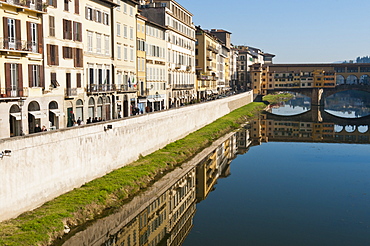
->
1, 0, 45, 12
65, 88, 77, 97
0, 87, 26, 99
206, 66, 213, 71
175, 63, 181, 69
186, 65, 192, 71
172, 84, 194, 90
197, 75, 214, 81
207, 56, 213, 61
0, 38, 40, 53
87, 84, 116, 94
116, 84, 138, 93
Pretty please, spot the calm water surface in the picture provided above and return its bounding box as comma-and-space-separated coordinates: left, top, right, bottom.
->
183, 142, 370, 246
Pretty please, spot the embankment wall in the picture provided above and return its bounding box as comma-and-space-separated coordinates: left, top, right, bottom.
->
0, 92, 252, 222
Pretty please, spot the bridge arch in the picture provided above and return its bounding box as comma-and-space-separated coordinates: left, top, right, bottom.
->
346, 75, 358, 85
345, 125, 356, 133
359, 75, 370, 85
336, 75, 345, 85
358, 125, 369, 133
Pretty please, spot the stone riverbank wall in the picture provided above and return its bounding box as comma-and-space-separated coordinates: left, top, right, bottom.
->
0, 91, 253, 222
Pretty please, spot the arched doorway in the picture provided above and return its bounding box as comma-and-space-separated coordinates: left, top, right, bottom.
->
66, 101, 74, 127
28, 101, 41, 133
88, 97, 95, 122
9, 104, 21, 137
48, 101, 60, 130
76, 99, 84, 124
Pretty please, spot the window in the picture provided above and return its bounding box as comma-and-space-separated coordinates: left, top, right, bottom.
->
29, 65, 40, 87
47, 44, 59, 65
116, 0, 120, 11
74, 48, 83, 67
130, 47, 134, 61
129, 27, 133, 40
96, 10, 102, 23
76, 73, 81, 88
103, 13, 109, 25
87, 31, 93, 52
117, 44, 121, 59
63, 46, 73, 59
50, 72, 59, 88
96, 33, 101, 53
74, 0, 79, 14
104, 35, 109, 55
124, 46, 128, 60
48, 0, 57, 7
73, 21, 82, 41
116, 23, 121, 36
64, 0, 69, 11
49, 16, 55, 37
63, 19, 72, 40
86, 6, 93, 20
129, 6, 133, 16
123, 3, 127, 14
123, 25, 127, 38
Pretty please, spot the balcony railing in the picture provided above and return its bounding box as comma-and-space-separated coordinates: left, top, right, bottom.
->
0, 38, 40, 53
65, 88, 77, 97
197, 75, 214, 81
0, 87, 25, 98
172, 84, 195, 90
2, 0, 44, 12
87, 84, 116, 94
116, 84, 138, 93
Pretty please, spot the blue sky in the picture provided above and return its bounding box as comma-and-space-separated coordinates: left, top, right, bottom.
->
181, 0, 370, 63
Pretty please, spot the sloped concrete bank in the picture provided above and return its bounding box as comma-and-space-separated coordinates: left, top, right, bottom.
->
0, 92, 253, 222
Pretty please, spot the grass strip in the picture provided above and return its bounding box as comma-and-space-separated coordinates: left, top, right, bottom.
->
263, 93, 294, 104
0, 102, 265, 246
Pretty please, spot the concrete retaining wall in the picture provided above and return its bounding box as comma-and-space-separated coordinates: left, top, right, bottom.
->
0, 92, 253, 222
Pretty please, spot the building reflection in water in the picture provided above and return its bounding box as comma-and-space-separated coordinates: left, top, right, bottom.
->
59, 133, 242, 246
58, 111, 369, 246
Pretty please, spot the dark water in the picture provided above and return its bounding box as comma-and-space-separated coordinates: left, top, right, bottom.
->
58, 93, 370, 246
183, 142, 370, 246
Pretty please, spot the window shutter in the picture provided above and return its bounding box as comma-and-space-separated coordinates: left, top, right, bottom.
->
39, 65, 44, 88
85, 6, 88, 19
17, 64, 23, 97
15, 19, 21, 50
3, 17, 8, 49
47, 44, 51, 65
73, 48, 77, 67
55, 45, 59, 66
26, 22, 31, 51
75, 0, 79, 14
28, 65, 33, 87
38, 23, 43, 53
93, 9, 96, 21
5, 63, 11, 97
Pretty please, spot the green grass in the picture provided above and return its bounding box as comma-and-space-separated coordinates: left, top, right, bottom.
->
263, 93, 294, 104
0, 102, 265, 246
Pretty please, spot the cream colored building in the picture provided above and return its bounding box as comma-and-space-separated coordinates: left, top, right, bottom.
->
0, 0, 46, 138
145, 20, 168, 111
113, 0, 138, 117
83, 0, 117, 123
43, 0, 85, 128
140, 0, 196, 108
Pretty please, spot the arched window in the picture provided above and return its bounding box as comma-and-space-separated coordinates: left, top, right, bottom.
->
76, 99, 84, 122
346, 75, 358, 85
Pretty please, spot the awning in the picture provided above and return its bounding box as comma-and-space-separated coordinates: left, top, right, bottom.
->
147, 99, 155, 102
49, 109, 61, 117
10, 113, 21, 120
28, 111, 44, 119
212, 90, 219, 94
138, 99, 147, 103
206, 91, 212, 95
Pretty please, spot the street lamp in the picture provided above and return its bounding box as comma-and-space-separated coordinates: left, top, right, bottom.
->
17, 99, 24, 136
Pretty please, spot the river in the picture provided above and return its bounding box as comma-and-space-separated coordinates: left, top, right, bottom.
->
57, 92, 370, 246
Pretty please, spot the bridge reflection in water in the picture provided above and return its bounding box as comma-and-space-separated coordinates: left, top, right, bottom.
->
254, 107, 370, 144
56, 113, 368, 246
